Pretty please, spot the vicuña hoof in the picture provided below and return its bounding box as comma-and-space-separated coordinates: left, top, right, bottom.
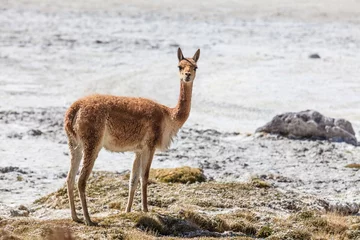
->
72, 217, 83, 223
85, 220, 98, 226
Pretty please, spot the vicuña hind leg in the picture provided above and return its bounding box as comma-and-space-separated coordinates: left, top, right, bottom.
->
66, 138, 83, 223
140, 148, 155, 212
125, 152, 141, 213
78, 145, 101, 226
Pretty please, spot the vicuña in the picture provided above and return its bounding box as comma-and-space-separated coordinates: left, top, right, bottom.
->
64, 48, 200, 225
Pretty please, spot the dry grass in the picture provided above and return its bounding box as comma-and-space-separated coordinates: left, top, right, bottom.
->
282, 229, 312, 240
1, 230, 22, 240
1, 170, 359, 239
44, 227, 75, 240
0, 219, 111, 240
251, 177, 271, 189
150, 166, 206, 184
257, 225, 273, 238
180, 210, 229, 233
108, 201, 122, 210
345, 163, 360, 169
283, 211, 353, 240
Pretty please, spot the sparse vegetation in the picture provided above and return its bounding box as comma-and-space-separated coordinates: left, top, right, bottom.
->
180, 210, 229, 233
295, 210, 315, 220
257, 225, 273, 238
286, 210, 352, 239
135, 214, 167, 235
228, 220, 257, 235
1, 170, 358, 239
150, 166, 206, 184
282, 229, 312, 240
251, 177, 271, 188
109, 201, 122, 210
345, 163, 360, 169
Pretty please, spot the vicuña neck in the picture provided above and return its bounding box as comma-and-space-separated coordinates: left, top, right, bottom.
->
172, 81, 193, 126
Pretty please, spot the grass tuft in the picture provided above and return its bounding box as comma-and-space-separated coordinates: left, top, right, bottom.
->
229, 220, 257, 235
251, 177, 271, 188
181, 210, 228, 232
347, 230, 360, 239
1, 230, 22, 240
345, 163, 360, 169
290, 211, 349, 238
295, 210, 316, 220
150, 166, 206, 184
43, 227, 75, 240
135, 214, 166, 235
108, 202, 122, 210
283, 229, 312, 240
257, 225, 273, 238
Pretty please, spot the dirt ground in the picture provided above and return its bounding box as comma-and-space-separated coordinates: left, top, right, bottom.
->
1, 0, 360, 234
2, 170, 360, 239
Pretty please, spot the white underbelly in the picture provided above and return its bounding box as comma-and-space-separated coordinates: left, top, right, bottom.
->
102, 128, 142, 153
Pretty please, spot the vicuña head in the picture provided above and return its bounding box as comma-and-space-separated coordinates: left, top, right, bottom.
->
64, 48, 200, 226
178, 48, 200, 83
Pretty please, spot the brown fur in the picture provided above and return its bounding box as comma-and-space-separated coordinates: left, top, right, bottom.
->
64, 48, 200, 226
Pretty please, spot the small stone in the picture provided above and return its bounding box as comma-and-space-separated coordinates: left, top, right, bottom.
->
28, 129, 42, 136
57, 173, 67, 178
309, 53, 321, 59
18, 205, 28, 211
169, 43, 180, 48
10, 209, 29, 217
212, 163, 221, 170
95, 40, 109, 44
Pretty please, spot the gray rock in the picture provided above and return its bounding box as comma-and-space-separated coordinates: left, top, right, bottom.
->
18, 205, 29, 211
10, 209, 29, 217
10, 205, 31, 217
256, 110, 357, 146
309, 53, 321, 59
27, 129, 43, 136
0, 166, 28, 174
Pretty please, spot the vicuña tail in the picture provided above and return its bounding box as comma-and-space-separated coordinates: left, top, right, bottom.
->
64, 103, 80, 140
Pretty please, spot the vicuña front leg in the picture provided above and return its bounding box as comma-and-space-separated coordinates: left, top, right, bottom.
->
78, 148, 99, 226
126, 153, 141, 213
140, 148, 155, 212
66, 138, 83, 223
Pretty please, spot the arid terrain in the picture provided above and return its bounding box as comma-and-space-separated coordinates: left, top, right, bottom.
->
2, 169, 360, 239
1, 0, 360, 239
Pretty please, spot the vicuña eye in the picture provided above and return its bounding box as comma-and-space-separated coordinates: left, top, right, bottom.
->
194, 67, 198, 71
178, 66, 182, 70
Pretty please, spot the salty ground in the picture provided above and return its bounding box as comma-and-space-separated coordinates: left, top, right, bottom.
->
1, 0, 360, 218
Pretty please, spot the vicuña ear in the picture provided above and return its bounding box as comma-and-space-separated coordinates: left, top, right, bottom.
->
193, 49, 200, 62
177, 48, 184, 62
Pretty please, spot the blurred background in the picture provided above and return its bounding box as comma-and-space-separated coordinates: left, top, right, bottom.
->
1, 0, 359, 133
